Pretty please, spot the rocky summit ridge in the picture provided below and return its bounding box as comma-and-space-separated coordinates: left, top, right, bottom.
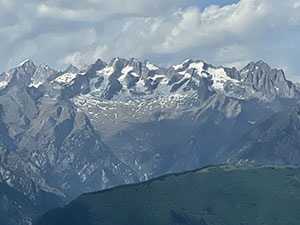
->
0, 58, 300, 225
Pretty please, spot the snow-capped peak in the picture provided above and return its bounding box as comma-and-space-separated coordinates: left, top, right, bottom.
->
172, 61, 186, 71
1, 58, 296, 102
188, 61, 205, 74
172, 59, 199, 71
18, 59, 31, 67
54, 72, 77, 84
29, 64, 57, 88
207, 67, 240, 91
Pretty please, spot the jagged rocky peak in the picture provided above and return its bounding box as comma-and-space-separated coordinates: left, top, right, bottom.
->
108, 57, 140, 74
108, 57, 129, 71
30, 64, 58, 87
83, 59, 107, 78
107, 57, 148, 73
9, 60, 57, 88
0, 59, 37, 87
238, 60, 297, 98
144, 60, 160, 71
172, 59, 193, 71
251, 60, 271, 70
64, 64, 79, 74
103, 58, 136, 78
17, 59, 36, 69
12, 59, 37, 79
128, 57, 140, 65
223, 66, 240, 80
240, 60, 286, 81
93, 58, 107, 69
1, 58, 298, 102
127, 58, 145, 74
171, 59, 211, 72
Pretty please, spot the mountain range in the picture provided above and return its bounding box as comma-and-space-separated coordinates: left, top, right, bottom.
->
0, 58, 300, 224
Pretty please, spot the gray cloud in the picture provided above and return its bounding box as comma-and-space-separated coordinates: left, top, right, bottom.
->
0, 0, 300, 81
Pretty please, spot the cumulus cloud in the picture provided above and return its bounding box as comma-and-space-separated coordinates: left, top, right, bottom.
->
36, 4, 104, 22
1, 0, 300, 80
60, 45, 108, 67
155, 0, 300, 53
35, 0, 193, 21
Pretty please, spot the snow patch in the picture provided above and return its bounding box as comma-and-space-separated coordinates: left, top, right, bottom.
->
173, 63, 184, 70
29, 81, 43, 88
118, 66, 133, 83
149, 74, 169, 85
18, 59, 30, 67
151, 74, 165, 80
121, 65, 133, 75
136, 79, 145, 87
146, 62, 159, 70
101, 170, 109, 189
99, 66, 115, 77
131, 72, 139, 77
0, 81, 8, 89
54, 73, 77, 84
173, 59, 193, 70
188, 62, 204, 75
207, 67, 239, 91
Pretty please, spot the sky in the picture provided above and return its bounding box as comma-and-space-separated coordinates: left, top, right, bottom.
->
0, 0, 300, 81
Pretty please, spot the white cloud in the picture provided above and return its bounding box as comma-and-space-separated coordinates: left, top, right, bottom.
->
154, 0, 300, 54
36, 4, 108, 22
294, 1, 300, 8
34, 0, 193, 21
1, 0, 300, 80
60, 45, 108, 67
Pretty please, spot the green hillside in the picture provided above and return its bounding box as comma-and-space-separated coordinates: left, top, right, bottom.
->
36, 165, 300, 225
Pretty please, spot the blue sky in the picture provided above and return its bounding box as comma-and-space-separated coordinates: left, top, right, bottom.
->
1, 0, 300, 81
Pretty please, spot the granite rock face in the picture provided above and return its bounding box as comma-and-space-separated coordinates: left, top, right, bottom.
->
222, 103, 300, 165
